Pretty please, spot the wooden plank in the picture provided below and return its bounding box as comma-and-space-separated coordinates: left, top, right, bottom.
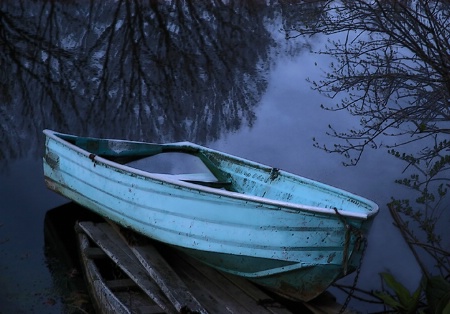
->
136, 305, 166, 313
171, 249, 347, 314
106, 279, 136, 291
78, 222, 177, 313
166, 257, 245, 314
132, 245, 208, 314
78, 231, 132, 314
113, 291, 166, 314
84, 246, 107, 259
174, 253, 292, 314
164, 248, 287, 314
219, 272, 293, 314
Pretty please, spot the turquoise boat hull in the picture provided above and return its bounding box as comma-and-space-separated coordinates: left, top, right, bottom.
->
43, 129, 379, 301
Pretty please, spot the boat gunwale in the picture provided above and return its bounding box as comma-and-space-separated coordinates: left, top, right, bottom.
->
43, 129, 379, 220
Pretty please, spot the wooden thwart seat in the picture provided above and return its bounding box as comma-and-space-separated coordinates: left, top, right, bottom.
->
152, 173, 232, 189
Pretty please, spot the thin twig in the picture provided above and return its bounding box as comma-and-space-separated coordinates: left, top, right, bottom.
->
388, 203, 430, 278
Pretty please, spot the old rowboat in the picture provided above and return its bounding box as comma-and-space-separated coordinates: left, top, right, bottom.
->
43, 129, 379, 301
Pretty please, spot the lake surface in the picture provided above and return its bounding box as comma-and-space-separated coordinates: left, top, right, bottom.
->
0, 1, 447, 312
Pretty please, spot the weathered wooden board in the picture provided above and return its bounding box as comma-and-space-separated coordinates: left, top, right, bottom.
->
105, 278, 135, 291
78, 222, 177, 313
166, 248, 293, 314
78, 231, 132, 314
132, 244, 207, 313
78, 230, 166, 314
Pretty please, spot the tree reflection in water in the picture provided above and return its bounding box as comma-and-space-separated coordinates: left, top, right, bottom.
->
1, 0, 315, 170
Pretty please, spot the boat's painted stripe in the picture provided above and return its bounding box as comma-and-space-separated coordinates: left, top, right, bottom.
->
43, 129, 378, 219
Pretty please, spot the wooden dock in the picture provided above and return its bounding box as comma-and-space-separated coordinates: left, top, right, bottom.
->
75, 220, 352, 314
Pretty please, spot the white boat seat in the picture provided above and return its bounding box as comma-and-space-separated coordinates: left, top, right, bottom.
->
151, 173, 232, 189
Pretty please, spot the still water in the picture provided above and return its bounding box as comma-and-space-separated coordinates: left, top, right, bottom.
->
0, 1, 445, 312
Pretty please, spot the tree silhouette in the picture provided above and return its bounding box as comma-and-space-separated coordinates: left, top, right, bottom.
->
0, 0, 283, 169
287, 0, 450, 301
